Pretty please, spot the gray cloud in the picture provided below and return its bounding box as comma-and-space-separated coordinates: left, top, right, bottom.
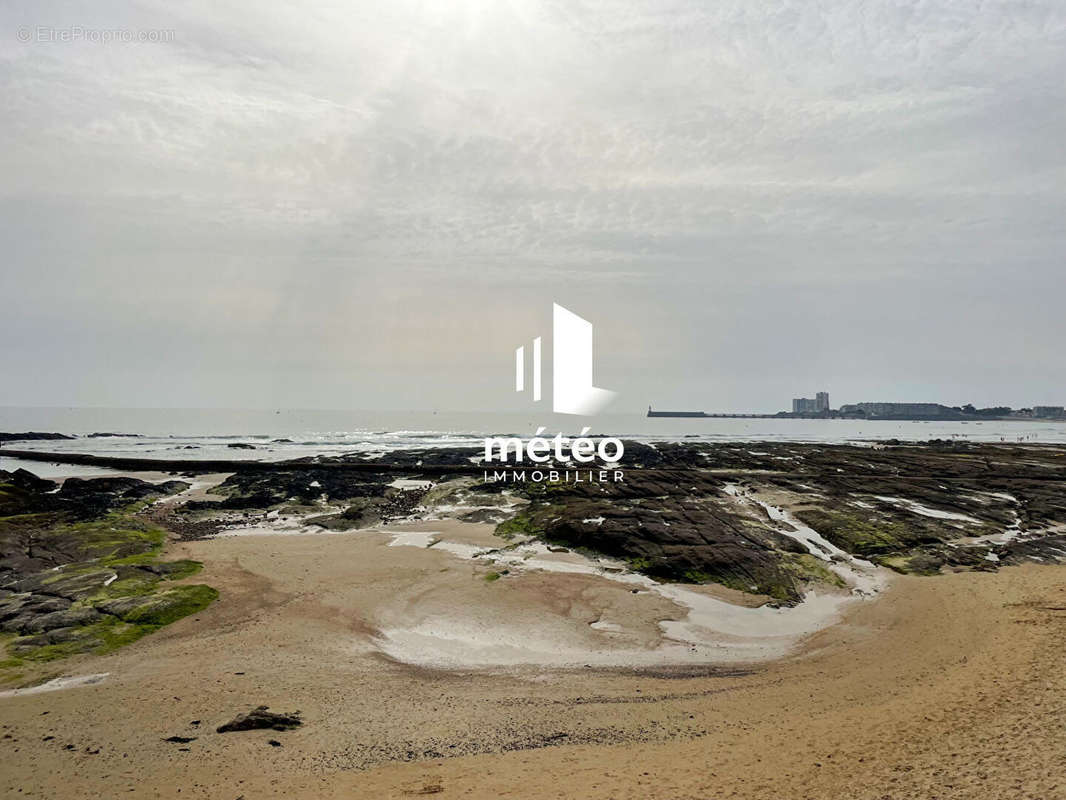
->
2, 0, 1064, 411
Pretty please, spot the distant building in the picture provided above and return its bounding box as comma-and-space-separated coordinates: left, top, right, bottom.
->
792, 391, 829, 415
1033, 406, 1065, 419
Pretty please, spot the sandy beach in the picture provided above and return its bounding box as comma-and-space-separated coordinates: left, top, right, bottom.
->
3, 511, 1065, 799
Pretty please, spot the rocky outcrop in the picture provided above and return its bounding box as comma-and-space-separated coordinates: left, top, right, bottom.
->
186, 469, 391, 510
496, 473, 809, 602
486, 441, 1066, 597
141, 440, 1066, 603
4, 468, 57, 493
0, 471, 215, 676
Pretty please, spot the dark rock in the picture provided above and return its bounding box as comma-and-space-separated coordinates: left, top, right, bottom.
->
29, 476, 190, 520
1001, 533, 1066, 566
0, 595, 71, 627
352, 447, 481, 468
500, 477, 807, 603
58, 476, 182, 502
216, 706, 302, 733
8, 569, 117, 601
37, 625, 99, 644
235, 470, 390, 504
0, 432, 74, 442
10, 625, 102, 653
457, 508, 508, 524
227, 443, 257, 450
12, 606, 102, 635
338, 498, 385, 528
7, 469, 58, 493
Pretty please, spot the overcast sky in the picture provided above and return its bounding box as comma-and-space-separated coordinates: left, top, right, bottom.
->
1, 1, 1064, 413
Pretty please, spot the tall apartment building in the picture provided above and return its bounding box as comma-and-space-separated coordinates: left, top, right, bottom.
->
792, 391, 829, 414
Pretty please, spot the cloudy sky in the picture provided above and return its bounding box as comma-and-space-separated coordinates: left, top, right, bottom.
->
2, 0, 1064, 413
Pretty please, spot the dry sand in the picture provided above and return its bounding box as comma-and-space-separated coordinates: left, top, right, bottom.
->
3, 521, 1065, 799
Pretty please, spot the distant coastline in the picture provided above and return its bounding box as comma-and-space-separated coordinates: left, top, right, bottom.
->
649, 400, 1066, 423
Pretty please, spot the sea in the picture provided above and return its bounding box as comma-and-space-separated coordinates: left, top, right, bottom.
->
3, 406, 1066, 478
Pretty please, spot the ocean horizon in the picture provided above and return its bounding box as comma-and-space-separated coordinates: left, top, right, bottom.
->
4, 405, 1066, 479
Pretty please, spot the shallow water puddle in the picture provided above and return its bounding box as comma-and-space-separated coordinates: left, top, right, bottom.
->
0, 673, 109, 699
377, 529, 874, 667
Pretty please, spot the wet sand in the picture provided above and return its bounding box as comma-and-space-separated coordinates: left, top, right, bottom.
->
3, 523, 1065, 799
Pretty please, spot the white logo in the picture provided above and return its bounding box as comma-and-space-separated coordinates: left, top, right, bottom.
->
485, 303, 624, 481
514, 303, 617, 416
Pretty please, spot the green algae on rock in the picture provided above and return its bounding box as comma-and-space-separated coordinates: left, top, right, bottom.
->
0, 471, 217, 684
